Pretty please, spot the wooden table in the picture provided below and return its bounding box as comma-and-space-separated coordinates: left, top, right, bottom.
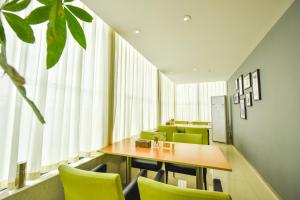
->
101, 138, 231, 190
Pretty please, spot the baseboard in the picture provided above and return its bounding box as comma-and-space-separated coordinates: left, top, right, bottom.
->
232, 146, 283, 200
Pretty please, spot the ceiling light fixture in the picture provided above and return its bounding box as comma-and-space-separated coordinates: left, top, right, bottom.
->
183, 15, 192, 21
134, 29, 141, 34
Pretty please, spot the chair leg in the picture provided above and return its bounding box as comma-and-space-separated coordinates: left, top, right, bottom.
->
165, 171, 168, 184
203, 168, 207, 190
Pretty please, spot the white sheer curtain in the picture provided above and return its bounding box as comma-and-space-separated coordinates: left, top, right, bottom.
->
175, 84, 199, 121
175, 81, 227, 121
159, 73, 175, 124
113, 34, 158, 142
198, 81, 227, 121
0, 1, 110, 187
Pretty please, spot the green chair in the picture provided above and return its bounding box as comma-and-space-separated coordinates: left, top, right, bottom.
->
59, 165, 147, 200
191, 121, 209, 125
165, 133, 207, 189
140, 131, 166, 141
173, 133, 202, 144
185, 127, 209, 145
174, 120, 189, 125
59, 165, 125, 200
157, 125, 177, 141
138, 177, 232, 200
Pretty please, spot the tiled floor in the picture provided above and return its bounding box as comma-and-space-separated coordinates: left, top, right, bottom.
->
132, 142, 280, 200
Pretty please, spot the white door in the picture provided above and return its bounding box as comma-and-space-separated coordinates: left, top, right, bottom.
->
211, 96, 227, 143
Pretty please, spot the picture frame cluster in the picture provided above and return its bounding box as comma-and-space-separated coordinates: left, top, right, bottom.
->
233, 69, 261, 119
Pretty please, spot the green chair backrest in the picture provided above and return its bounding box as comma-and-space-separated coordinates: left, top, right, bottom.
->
138, 177, 232, 200
191, 121, 209, 125
140, 131, 166, 141
59, 165, 125, 200
157, 125, 177, 141
184, 127, 209, 145
174, 120, 189, 125
173, 133, 202, 144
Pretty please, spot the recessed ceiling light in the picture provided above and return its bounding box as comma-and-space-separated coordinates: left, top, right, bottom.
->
134, 29, 141, 34
183, 15, 192, 22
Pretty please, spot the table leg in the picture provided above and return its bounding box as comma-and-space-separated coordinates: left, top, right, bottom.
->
126, 157, 132, 184
196, 167, 204, 190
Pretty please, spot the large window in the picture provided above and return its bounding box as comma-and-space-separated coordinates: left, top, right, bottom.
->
0, 1, 111, 187
175, 81, 227, 121
159, 73, 175, 124
113, 34, 158, 142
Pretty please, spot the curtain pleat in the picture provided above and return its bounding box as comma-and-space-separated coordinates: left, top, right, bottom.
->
112, 34, 158, 142
0, 1, 110, 187
175, 81, 227, 121
160, 73, 175, 124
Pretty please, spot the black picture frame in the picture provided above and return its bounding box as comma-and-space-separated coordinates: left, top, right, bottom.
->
240, 98, 247, 119
245, 92, 252, 107
233, 92, 240, 104
243, 73, 252, 89
235, 79, 239, 90
252, 69, 261, 100
238, 75, 244, 95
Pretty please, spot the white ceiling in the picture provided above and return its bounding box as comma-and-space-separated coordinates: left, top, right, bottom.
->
81, 0, 293, 83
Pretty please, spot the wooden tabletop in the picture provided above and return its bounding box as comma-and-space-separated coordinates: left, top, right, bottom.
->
101, 138, 231, 171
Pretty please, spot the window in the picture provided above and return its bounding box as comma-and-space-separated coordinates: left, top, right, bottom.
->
0, 1, 111, 187
175, 81, 227, 121
112, 34, 158, 142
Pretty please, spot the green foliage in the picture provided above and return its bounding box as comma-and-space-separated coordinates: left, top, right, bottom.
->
46, 0, 67, 68
26, 5, 51, 24
2, 0, 31, 12
3, 12, 35, 43
66, 5, 92, 22
0, 0, 93, 124
65, 8, 86, 49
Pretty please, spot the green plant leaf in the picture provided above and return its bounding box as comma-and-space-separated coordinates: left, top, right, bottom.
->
2, 0, 31, 12
37, 0, 53, 5
46, 0, 67, 68
66, 5, 93, 22
0, 19, 6, 43
25, 5, 51, 25
65, 8, 86, 49
3, 12, 35, 43
64, 0, 74, 2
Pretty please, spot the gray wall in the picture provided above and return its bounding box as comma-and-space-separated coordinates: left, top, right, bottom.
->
227, 1, 300, 200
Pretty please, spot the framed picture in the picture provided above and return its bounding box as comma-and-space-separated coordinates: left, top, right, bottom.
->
235, 79, 239, 90
252, 69, 261, 100
233, 92, 239, 104
238, 75, 244, 95
240, 98, 247, 119
245, 92, 252, 107
243, 73, 252, 89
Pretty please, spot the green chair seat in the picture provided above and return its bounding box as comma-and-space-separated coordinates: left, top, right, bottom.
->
138, 177, 232, 200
